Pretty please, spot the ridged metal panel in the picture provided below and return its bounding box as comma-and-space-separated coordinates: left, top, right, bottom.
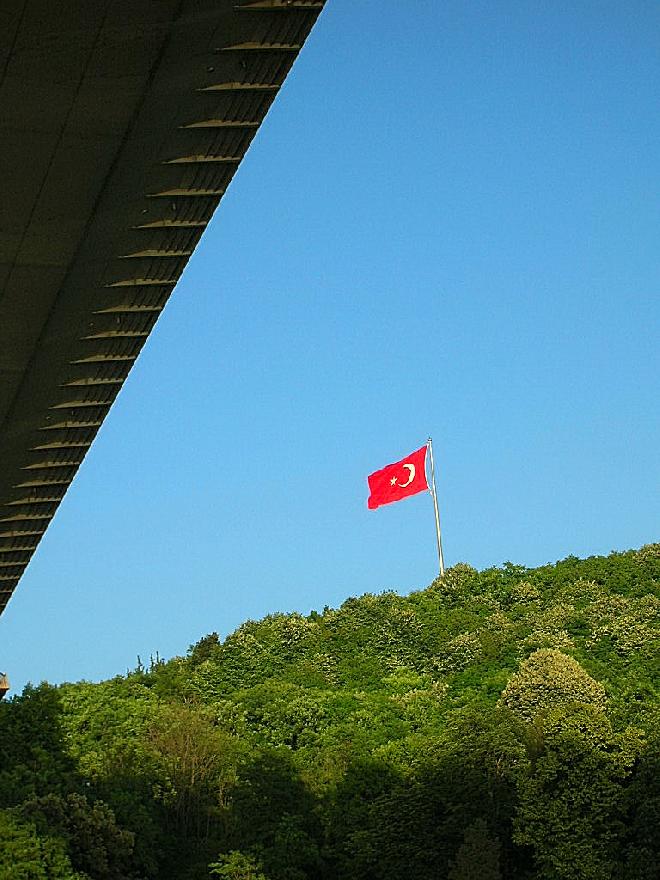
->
0, 0, 326, 613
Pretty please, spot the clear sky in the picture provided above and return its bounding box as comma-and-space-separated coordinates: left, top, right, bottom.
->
3, 1, 659, 693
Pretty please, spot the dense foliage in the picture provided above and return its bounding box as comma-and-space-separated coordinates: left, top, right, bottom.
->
1, 546, 658, 879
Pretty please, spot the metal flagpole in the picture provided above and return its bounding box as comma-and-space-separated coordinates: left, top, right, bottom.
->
427, 437, 445, 577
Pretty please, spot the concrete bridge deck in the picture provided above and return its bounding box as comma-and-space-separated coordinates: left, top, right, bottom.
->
0, 0, 325, 613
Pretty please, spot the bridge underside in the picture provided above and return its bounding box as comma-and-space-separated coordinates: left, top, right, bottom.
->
0, 0, 324, 613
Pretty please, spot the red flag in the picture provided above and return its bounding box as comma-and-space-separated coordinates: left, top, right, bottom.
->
367, 445, 429, 509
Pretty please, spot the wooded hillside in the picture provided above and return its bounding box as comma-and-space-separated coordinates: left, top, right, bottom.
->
1, 546, 658, 879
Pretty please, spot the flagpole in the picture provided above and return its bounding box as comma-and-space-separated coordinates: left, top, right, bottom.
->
427, 437, 445, 577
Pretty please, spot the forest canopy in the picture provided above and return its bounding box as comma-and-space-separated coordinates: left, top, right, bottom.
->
1, 545, 658, 879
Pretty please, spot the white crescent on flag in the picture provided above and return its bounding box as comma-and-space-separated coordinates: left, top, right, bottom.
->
398, 463, 415, 488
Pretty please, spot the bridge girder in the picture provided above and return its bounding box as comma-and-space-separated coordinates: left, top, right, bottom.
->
0, 0, 325, 614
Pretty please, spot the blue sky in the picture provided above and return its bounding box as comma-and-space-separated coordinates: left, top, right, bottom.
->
3, 1, 659, 692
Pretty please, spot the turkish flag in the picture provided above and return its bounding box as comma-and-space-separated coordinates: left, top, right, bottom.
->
367, 445, 429, 509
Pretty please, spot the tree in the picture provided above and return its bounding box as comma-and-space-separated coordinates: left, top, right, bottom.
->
209, 851, 268, 879
513, 707, 641, 880
448, 819, 502, 880
20, 793, 135, 880
498, 649, 606, 722
227, 750, 323, 880
0, 810, 83, 880
620, 720, 660, 879
149, 703, 241, 839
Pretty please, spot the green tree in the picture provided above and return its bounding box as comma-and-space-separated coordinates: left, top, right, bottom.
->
149, 703, 241, 839
209, 851, 268, 879
0, 547, 656, 880
514, 707, 641, 880
620, 721, 660, 879
227, 750, 323, 880
499, 649, 606, 722
448, 818, 502, 880
0, 684, 75, 807
0, 811, 83, 880
20, 793, 135, 880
